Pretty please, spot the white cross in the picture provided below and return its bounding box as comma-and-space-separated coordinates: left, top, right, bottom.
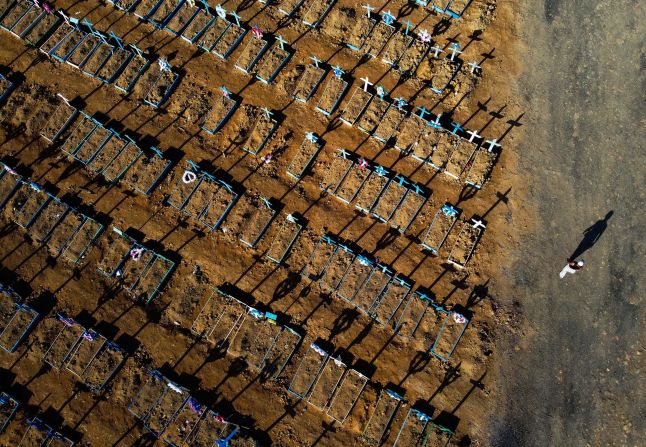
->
431, 113, 442, 127
449, 43, 462, 61
468, 61, 481, 73
310, 55, 321, 67
472, 219, 486, 229
262, 107, 273, 119
276, 34, 287, 50
362, 3, 374, 17
430, 45, 443, 58
466, 129, 481, 143
361, 76, 372, 92
485, 139, 501, 152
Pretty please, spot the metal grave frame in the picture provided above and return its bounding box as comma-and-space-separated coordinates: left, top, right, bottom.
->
265, 213, 304, 264
43, 314, 84, 370
287, 342, 329, 399
326, 368, 368, 424
361, 388, 404, 445
421, 204, 460, 252
239, 196, 278, 248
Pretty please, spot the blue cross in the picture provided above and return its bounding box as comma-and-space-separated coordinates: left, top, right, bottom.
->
109, 31, 124, 49
382, 10, 395, 26
220, 86, 231, 97
417, 106, 429, 120
216, 427, 239, 447
403, 19, 413, 35
375, 165, 388, 176
262, 107, 273, 119
276, 34, 287, 50
430, 114, 442, 128
333, 65, 344, 78
230, 10, 241, 26
411, 183, 424, 195
395, 175, 409, 186
376, 85, 386, 98
394, 97, 406, 110
451, 121, 463, 135
82, 18, 94, 34
442, 204, 458, 217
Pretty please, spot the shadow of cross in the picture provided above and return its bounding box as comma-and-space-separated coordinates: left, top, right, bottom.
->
429, 362, 462, 402
482, 187, 511, 219
452, 371, 487, 414
398, 351, 432, 386
466, 280, 490, 309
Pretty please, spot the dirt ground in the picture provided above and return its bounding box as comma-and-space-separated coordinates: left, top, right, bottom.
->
0, 0, 529, 446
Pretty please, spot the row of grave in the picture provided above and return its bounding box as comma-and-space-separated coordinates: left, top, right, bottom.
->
415, 0, 471, 19
346, 7, 475, 91
0, 1, 178, 107
188, 287, 455, 445
0, 163, 175, 304
0, 391, 74, 446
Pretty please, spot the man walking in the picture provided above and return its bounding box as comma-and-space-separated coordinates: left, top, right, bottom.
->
559, 259, 585, 278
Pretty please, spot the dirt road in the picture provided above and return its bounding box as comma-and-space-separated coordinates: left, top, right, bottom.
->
492, 0, 645, 445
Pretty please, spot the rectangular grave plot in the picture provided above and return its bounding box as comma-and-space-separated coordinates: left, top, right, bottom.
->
28, 197, 68, 243
423, 423, 453, 447
302, 236, 337, 281
353, 266, 392, 314
162, 397, 205, 447
242, 113, 277, 154
39, 99, 77, 143
38, 21, 71, 55
205, 295, 247, 347
0, 1, 30, 31
357, 95, 389, 134
316, 74, 347, 116
444, 140, 476, 179
128, 371, 167, 419
195, 15, 229, 51
119, 246, 155, 290
189, 410, 229, 447
0, 0, 15, 17
381, 32, 413, 66
74, 125, 113, 165
362, 389, 403, 444
10, 4, 41, 37
82, 341, 126, 391
199, 181, 236, 230
354, 171, 389, 214
0, 305, 38, 352
372, 180, 407, 223
46, 433, 74, 447
235, 37, 268, 73
465, 149, 497, 189
265, 214, 303, 263
335, 164, 369, 204
123, 152, 171, 195
321, 150, 353, 194
307, 357, 345, 410
321, 246, 354, 292
179, 177, 219, 220
144, 383, 188, 437
288, 344, 328, 398
302, 0, 333, 27
133, 0, 163, 19
412, 126, 442, 163
130, 256, 174, 303
371, 276, 412, 325
11, 183, 49, 228
0, 392, 19, 432
59, 114, 96, 156
340, 87, 372, 125
103, 143, 142, 182
240, 198, 277, 248
326, 368, 367, 423
293, 64, 325, 102
373, 105, 406, 143
65, 330, 106, 377
430, 311, 469, 361
256, 45, 290, 83
95, 48, 133, 83
398, 38, 430, 75
287, 137, 321, 179
144, 70, 179, 107
148, 0, 182, 28
167, 168, 203, 211
114, 55, 150, 93
0, 166, 20, 208
393, 408, 431, 447
51, 28, 85, 62
86, 133, 128, 173
447, 221, 481, 268
336, 256, 373, 302
278, 0, 304, 16
96, 229, 133, 276
62, 217, 103, 263
44, 321, 84, 369
23, 12, 61, 46
260, 326, 301, 378
180, 8, 212, 43
212, 23, 245, 59
191, 289, 222, 337
395, 291, 431, 338
430, 58, 461, 94
45, 210, 84, 254
66, 34, 100, 69
227, 310, 281, 364
416, 304, 449, 349
390, 189, 426, 233
165, 2, 199, 35
394, 114, 426, 153
80, 43, 113, 77
365, 21, 395, 57
201, 95, 237, 134
345, 15, 375, 51
421, 205, 459, 252
19, 418, 50, 445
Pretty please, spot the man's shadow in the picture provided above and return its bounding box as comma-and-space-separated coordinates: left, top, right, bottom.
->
569, 211, 613, 260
